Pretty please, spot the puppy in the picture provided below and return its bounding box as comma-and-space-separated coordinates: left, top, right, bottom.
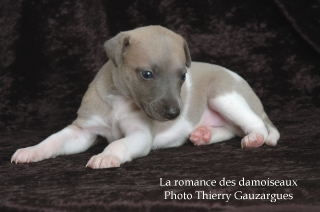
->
11, 26, 280, 169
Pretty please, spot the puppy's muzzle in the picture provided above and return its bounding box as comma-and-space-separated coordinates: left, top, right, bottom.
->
163, 105, 180, 120
142, 100, 181, 121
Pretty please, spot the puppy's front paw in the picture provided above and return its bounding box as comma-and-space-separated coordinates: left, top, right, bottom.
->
11, 146, 44, 164
86, 154, 121, 169
241, 133, 264, 149
189, 126, 212, 146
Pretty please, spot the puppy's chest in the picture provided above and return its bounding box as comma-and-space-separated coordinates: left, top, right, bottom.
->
85, 96, 139, 141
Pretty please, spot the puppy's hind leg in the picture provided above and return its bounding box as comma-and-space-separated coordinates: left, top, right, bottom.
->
209, 92, 269, 149
11, 124, 96, 164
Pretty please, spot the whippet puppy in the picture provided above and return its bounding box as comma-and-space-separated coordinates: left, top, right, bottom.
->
12, 26, 280, 169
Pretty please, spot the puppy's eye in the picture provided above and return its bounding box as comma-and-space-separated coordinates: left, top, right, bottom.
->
181, 73, 186, 81
140, 70, 154, 80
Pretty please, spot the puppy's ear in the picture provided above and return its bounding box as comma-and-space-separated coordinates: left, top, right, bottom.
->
104, 32, 130, 67
183, 39, 191, 68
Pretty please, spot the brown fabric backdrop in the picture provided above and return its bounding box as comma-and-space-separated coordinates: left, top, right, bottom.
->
0, 0, 319, 211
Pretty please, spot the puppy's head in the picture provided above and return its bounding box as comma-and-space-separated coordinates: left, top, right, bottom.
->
104, 26, 191, 121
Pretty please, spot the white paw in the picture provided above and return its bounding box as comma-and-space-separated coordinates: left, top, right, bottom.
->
265, 139, 278, 146
265, 128, 280, 146
241, 133, 265, 149
11, 146, 45, 164
86, 154, 121, 169
189, 126, 212, 146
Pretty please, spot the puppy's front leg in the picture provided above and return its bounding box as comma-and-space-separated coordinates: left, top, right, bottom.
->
11, 124, 96, 164
86, 116, 153, 169
86, 132, 152, 169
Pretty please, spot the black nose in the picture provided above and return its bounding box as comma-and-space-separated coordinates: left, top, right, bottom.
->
164, 107, 180, 120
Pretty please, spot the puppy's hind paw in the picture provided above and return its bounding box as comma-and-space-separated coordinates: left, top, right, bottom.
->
86, 154, 121, 169
189, 126, 212, 146
241, 133, 264, 149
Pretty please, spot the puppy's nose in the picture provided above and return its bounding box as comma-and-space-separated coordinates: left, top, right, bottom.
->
165, 107, 180, 120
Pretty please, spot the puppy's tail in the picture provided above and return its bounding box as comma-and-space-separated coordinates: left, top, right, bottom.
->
263, 113, 280, 146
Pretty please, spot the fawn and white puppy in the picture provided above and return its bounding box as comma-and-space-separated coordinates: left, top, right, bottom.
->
11, 26, 280, 169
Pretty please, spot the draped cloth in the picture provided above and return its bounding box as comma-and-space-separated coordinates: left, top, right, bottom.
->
0, 1, 319, 211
